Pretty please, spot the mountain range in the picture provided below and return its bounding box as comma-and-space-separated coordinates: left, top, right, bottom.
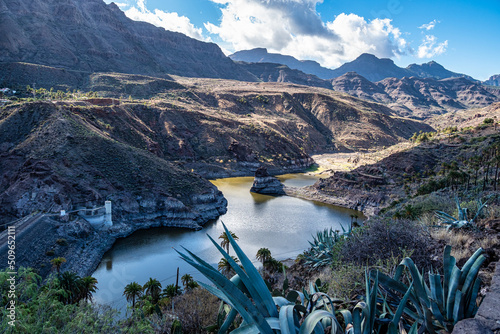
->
1, 0, 499, 120
0, 0, 254, 80
331, 72, 500, 118
230, 49, 476, 82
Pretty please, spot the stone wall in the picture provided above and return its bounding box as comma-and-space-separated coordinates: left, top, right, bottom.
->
453, 262, 500, 334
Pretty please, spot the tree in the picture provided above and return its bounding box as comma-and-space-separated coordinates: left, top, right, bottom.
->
255, 248, 272, 265
219, 230, 239, 255
79, 276, 98, 302
218, 256, 239, 278
57, 271, 81, 304
163, 284, 181, 298
50, 257, 66, 273
123, 282, 143, 308
181, 274, 193, 290
143, 278, 162, 304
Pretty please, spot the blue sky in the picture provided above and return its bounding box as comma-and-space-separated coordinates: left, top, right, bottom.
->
106, 0, 500, 80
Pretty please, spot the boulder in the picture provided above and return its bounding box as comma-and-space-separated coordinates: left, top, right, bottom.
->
250, 167, 285, 195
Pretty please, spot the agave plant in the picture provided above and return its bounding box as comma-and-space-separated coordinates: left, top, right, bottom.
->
177, 223, 414, 334
305, 225, 351, 268
375, 246, 485, 333
435, 197, 489, 230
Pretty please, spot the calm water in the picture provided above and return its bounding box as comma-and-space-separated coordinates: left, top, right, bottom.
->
92, 174, 362, 313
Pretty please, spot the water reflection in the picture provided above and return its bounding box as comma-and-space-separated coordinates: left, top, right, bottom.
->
92, 173, 362, 316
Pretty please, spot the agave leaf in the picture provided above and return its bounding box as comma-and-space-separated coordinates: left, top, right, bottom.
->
338, 309, 352, 329
443, 245, 456, 303
429, 273, 444, 313
286, 290, 300, 303
177, 249, 273, 333
452, 290, 464, 324
352, 302, 365, 334
221, 222, 279, 318
459, 248, 484, 286
372, 271, 422, 320
299, 310, 342, 334
311, 293, 336, 313
273, 296, 293, 308
471, 198, 489, 223
207, 234, 269, 316
231, 317, 281, 334
219, 307, 239, 334
461, 254, 485, 293
391, 282, 414, 329
197, 282, 250, 323
279, 305, 301, 334
446, 266, 461, 320
429, 299, 446, 329
400, 258, 430, 308
408, 321, 418, 334
464, 277, 481, 318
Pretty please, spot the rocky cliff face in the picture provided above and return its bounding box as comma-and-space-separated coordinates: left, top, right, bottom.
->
0, 0, 254, 80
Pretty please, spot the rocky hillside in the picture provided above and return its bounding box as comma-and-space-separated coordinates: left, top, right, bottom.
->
0, 101, 227, 227
0, 76, 432, 222
332, 73, 500, 118
0, 0, 254, 80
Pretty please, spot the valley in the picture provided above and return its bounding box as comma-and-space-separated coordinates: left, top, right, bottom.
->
0, 0, 499, 332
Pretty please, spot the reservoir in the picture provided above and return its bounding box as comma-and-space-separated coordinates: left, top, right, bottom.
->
92, 174, 362, 313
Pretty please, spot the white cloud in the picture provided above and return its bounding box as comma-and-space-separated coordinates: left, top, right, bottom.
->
124, 0, 204, 41
417, 35, 448, 58
205, 0, 409, 68
113, 2, 129, 8
419, 19, 439, 31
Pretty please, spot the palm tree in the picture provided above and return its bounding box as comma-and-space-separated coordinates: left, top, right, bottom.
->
218, 256, 239, 278
50, 257, 66, 273
143, 278, 162, 303
163, 284, 181, 298
219, 230, 239, 254
181, 274, 193, 290
79, 276, 98, 302
256, 248, 272, 265
57, 271, 81, 304
123, 282, 143, 308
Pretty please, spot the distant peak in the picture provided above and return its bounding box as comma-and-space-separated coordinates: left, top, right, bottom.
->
357, 53, 379, 60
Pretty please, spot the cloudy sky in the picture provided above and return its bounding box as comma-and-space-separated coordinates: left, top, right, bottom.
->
105, 0, 500, 80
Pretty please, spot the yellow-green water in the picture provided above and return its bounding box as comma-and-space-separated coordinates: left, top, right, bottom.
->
92, 174, 362, 314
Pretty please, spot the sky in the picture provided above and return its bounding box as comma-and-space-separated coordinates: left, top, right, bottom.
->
104, 0, 500, 80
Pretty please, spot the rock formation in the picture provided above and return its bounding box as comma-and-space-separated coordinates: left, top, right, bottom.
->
250, 167, 285, 195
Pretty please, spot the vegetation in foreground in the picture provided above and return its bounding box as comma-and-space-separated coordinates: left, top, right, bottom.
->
1, 191, 498, 333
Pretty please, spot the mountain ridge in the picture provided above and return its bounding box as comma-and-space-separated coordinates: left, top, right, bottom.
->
0, 0, 255, 81
230, 48, 477, 82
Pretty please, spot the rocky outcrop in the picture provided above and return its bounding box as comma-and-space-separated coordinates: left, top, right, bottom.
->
0, 0, 254, 80
250, 167, 285, 195
453, 263, 500, 334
